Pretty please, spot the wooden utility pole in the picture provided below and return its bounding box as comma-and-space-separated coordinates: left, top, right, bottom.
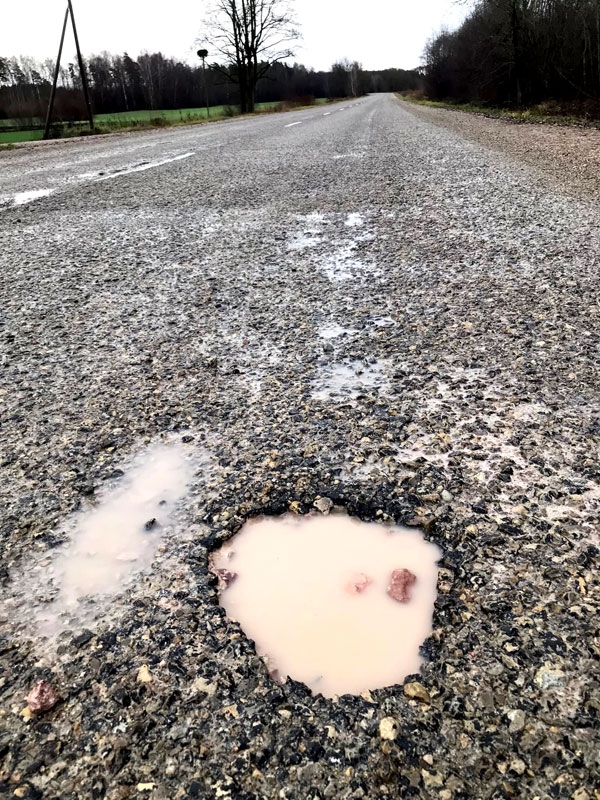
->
68, 0, 94, 130
43, 7, 69, 140
43, 0, 94, 139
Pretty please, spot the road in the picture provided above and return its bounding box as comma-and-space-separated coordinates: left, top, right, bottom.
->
0, 99, 362, 208
0, 94, 598, 799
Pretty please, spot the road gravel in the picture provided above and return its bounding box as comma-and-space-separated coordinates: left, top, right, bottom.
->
399, 97, 600, 201
0, 93, 598, 800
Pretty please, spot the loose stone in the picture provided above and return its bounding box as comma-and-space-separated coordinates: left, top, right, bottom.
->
379, 717, 399, 740
387, 568, 417, 603
26, 680, 59, 713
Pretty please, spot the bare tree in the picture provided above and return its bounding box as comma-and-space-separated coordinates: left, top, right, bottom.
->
424, 0, 600, 109
331, 59, 363, 97
198, 0, 300, 112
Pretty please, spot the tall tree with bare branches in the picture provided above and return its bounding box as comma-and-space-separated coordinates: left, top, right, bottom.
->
198, 0, 300, 112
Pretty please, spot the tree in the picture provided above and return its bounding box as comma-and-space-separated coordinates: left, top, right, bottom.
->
198, 0, 300, 112
0, 48, 422, 124
331, 59, 364, 98
423, 0, 600, 110
0, 57, 10, 87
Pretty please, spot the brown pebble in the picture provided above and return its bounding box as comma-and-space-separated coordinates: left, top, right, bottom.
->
26, 680, 59, 713
387, 569, 417, 602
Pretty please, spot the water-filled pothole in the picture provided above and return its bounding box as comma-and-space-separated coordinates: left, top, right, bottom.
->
211, 512, 441, 697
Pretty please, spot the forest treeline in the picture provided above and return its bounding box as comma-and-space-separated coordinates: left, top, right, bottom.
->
0, 53, 420, 123
424, 0, 600, 112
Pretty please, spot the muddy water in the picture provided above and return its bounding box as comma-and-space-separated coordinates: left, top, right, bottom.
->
212, 514, 441, 697
34, 442, 195, 638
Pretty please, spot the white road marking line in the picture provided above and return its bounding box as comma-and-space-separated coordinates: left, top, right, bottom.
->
285, 121, 303, 128
95, 152, 195, 182
13, 189, 54, 206
323, 112, 331, 116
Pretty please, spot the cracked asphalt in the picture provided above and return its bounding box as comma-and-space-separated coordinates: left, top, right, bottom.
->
0, 93, 598, 800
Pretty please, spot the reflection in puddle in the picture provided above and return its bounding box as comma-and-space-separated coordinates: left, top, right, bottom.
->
312, 359, 390, 400
32, 441, 196, 638
212, 513, 441, 697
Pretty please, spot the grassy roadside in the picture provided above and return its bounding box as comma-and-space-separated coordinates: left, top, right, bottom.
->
396, 92, 600, 129
0, 98, 332, 145
0, 129, 44, 143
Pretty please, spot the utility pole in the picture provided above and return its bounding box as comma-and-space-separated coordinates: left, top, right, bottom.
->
197, 49, 210, 118
43, 7, 69, 140
68, 0, 94, 131
43, 0, 94, 139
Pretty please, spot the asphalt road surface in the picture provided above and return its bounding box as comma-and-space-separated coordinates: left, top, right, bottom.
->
1, 94, 598, 800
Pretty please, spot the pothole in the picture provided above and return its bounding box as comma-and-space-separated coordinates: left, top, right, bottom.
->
211, 512, 441, 698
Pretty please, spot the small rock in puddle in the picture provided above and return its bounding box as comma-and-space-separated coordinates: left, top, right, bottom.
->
345, 572, 372, 594
387, 568, 417, 602
211, 512, 441, 697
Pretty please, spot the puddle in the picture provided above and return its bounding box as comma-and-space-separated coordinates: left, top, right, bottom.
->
312, 359, 390, 400
320, 245, 380, 283
332, 152, 366, 160
317, 323, 356, 339
27, 441, 196, 639
212, 513, 441, 697
13, 189, 54, 206
319, 246, 367, 281
287, 232, 320, 251
295, 212, 326, 233
371, 316, 396, 327
345, 213, 364, 227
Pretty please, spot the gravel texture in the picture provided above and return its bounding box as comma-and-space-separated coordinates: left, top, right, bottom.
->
399, 97, 600, 201
1, 93, 599, 799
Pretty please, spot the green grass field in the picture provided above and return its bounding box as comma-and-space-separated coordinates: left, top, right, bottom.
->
0, 98, 330, 143
95, 102, 280, 125
0, 129, 44, 143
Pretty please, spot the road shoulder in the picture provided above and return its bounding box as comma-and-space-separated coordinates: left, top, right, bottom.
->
396, 96, 600, 201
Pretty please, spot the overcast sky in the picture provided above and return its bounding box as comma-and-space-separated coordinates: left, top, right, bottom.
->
1, 0, 468, 71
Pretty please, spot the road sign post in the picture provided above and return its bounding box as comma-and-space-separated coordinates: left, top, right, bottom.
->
197, 49, 209, 119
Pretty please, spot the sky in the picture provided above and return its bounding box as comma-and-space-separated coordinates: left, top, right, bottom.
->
1, 0, 468, 71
